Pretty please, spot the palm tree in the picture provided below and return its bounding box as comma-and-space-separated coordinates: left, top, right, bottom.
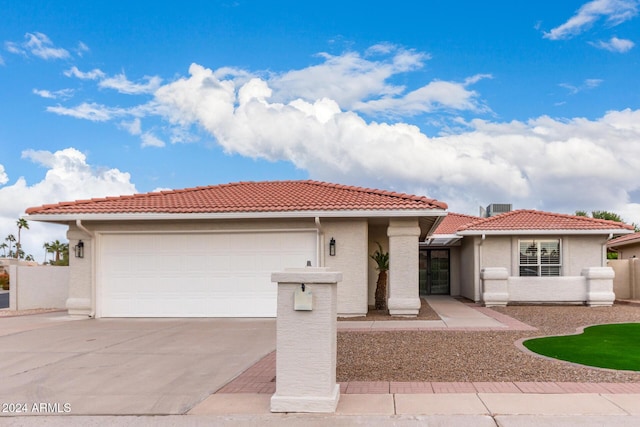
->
43, 242, 51, 264
370, 242, 390, 311
47, 240, 69, 265
5, 234, 16, 258
15, 218, 29, 259
0, 242, 7, 257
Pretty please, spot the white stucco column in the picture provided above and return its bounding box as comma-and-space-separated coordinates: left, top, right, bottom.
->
387, 218, 421, 316
66, 226, 92, 316
583, 266, 615, 307
270, 267, 342, 413
481, 267, 509, 307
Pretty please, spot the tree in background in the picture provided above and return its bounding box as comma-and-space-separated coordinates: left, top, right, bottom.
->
15, 218, 29, 259
576, 210, 639, 259
575, 210, 639, 232
0, 242, 7, 257
46, 240, 69, 266
5, 234, 16, 258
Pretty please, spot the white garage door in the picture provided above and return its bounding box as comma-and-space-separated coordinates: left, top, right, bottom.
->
98, 231, 316, 317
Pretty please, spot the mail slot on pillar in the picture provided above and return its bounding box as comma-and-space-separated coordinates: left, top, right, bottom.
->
294, 284, 313, 310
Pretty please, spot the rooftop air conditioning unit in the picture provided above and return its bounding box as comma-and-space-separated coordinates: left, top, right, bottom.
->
486, 203, 512, 217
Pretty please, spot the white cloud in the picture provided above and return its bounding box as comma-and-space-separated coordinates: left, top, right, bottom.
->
269, 46, 429, 110
141, 132, 165, 148
32, 88, 74, 100
544, 0, 639, 40
46, 102, 126, 121
559, 78, 603, 94
590, 36, 635, 51
64, 66, 106, 80
39, 47, 640, 229
0, 165, 7, 185
355, 76, 491, 117
0, 54, 4, 66
151, 64, 640, 226
76, 41, 89, 56
5, 32, 70, 60
99, 72, 162, 94
0, 148, 136, 261
120, 118, 142, 135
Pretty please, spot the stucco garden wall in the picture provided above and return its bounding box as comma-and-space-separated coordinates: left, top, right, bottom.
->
609, 258, 640, 300
9, 265, 68, 310
482, 267, 615, 306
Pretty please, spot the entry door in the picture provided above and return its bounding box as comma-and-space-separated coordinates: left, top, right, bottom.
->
419, 249, 450, 295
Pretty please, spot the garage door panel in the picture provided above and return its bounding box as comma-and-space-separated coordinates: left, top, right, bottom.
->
99, 231, 316, 317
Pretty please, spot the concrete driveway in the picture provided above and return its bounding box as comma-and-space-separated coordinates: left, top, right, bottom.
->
0, 312, 275, 416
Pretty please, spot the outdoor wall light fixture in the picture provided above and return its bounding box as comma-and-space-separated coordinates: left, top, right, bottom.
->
329, 237, 336, 256
74, 240, 84, 258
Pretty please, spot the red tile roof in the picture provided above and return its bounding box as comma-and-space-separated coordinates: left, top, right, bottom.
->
25, 180, 448, 215
457, 210, 635, 232
434, 213, 481, 234
607, 231, 640, 248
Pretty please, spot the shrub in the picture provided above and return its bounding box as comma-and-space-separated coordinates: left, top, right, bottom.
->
0, 273, 9, 291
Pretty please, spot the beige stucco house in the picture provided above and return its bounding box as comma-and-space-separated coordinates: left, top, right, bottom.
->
607, 232, 640, 259
25, 180, 635, 317
25, 180, 447, 318
424, 210, 635, 306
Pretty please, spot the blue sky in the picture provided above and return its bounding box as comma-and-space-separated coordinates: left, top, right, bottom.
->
2, 0, 640, 260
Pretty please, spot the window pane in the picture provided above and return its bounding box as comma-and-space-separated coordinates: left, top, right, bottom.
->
520, 266, 539, 276
541, 266, 561, 276
519, 241, 537, 265
540, 241, 560, 265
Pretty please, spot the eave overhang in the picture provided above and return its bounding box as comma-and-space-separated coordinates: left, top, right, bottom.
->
457, 229, 634, 236
26, 208, 447, 224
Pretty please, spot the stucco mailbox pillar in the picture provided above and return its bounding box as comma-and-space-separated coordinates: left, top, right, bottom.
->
387, 219, 421, 316
270, 267, 343, 413
583, 267, 615, 307
481, 267, 509, 307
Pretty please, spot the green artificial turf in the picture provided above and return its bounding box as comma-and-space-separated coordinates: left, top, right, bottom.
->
523, 323, 640, 371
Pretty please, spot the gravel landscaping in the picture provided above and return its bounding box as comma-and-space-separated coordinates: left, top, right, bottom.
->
337, 303, 640, 383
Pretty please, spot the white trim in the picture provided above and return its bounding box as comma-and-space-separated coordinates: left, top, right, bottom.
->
97, 227, 319, 235
458, 229, 634, 236
26, 209, 447, 223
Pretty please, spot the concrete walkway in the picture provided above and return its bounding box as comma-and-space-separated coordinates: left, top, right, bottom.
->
338, 295, 535, 331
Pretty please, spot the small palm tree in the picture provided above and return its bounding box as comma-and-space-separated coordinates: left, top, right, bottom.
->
47, 240, 70, 266
0, 242, 7, 257
43, 242, 51, 264
5, 234, 16, 257
16, 218, 29, 259
48, 240, 65, 264
370, 242, 389, 311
